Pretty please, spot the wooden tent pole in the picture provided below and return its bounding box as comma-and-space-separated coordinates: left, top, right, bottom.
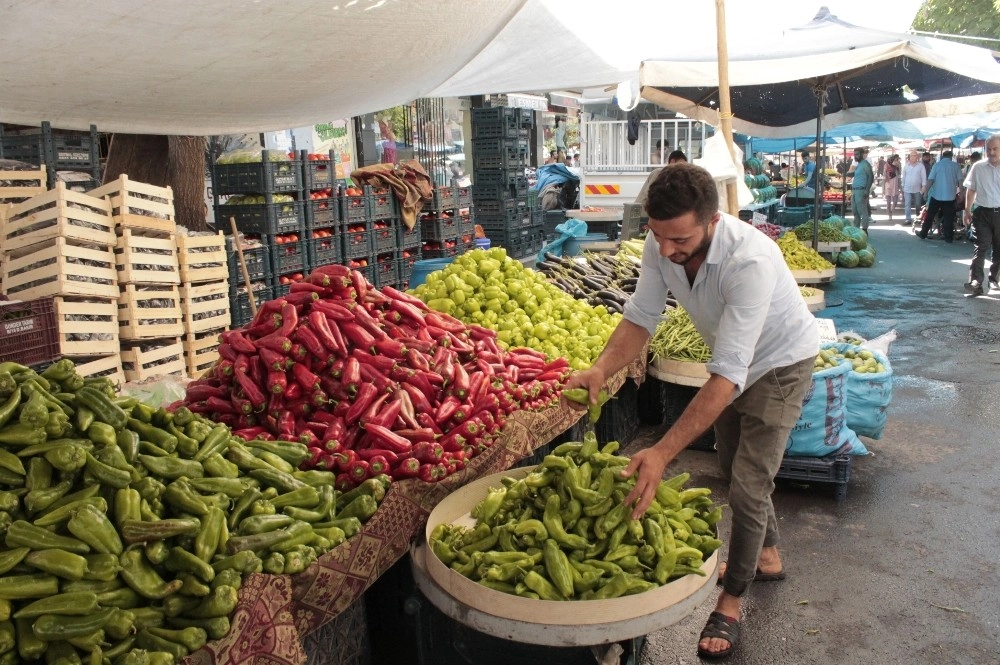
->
715, 0, 739, 217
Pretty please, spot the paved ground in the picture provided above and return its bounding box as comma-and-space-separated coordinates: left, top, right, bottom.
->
630, 203, 1000, 665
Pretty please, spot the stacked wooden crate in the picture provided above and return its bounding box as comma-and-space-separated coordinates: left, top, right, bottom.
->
1, 182, 124, 382
176, 230, 229, 378
88, 176, 186, 382
0, 164, 48, 294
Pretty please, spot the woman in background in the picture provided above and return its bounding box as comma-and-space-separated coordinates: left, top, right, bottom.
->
883, 154, 901, 221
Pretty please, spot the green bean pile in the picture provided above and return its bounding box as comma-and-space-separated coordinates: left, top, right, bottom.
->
649, 307, 712, 364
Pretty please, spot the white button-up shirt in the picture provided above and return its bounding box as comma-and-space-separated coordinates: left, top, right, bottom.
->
623, 213, 818, 394
902, 161, 927, 194
963, 160, 1000, 208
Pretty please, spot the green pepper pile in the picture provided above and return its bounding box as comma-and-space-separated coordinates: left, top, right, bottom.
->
429, 432, 722, 601
0, 359, 385, 665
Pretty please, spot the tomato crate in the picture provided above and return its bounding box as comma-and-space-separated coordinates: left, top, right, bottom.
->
457, 211, 475, 237
74, 354, 125, 387
218, 197, 304, 235
456, 186, 472, 207
394, 258, 415, 285
397, 246, 422, 271
269, 238, 306, 277
0, 166, 46, 204
421, 242, 463, 259
374, 253, 397, 287
305, 196, 340, 230
272, 283, 291, 299
0, 297, 61, 367
354, 265, 376, 285
118, 283, 185, 340
3, 236, 119, 301
472, 181, 528, 201
52, 296, 120, 358
88, 175, 176, 235
420, 214, 459, 241
397, 220, 421, 249
120, 337, 187, 381
180, 281, 230, 335
213, 151, 302, 195
307, 234, 343, 267
114, 228, 180, 286
776, 454, 852, 501
2, 181, 115, 252
426, 186, 456, 212
340, 187, 372, 222
372, 220, 398, 253
342, 224, 373, 260
229, 285, 272, 328
300, 150, 336, 191
370, 187, 397, 219
176, 232, 228, 284
183, 329, 224, 378
227, 242, 270, 284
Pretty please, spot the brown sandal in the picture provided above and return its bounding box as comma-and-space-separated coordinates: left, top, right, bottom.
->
697, 611, 741, 659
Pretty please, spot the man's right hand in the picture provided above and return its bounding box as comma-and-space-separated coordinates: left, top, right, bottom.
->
562, 367, 606, 409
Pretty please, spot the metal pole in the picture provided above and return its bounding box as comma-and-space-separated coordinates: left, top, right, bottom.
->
812, 91, 823, 251
715, 0, 740, 217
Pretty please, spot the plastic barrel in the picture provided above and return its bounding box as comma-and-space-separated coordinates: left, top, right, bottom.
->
563, 233, 610, 256
475, 237, 491, 250
408, 258, 455, 288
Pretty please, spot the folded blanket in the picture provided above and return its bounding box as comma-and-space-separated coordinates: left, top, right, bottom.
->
350, 160, 434, 229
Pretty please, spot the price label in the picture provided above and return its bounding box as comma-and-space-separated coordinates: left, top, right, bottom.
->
815, 318, 837, 343
752, 212, 768, 226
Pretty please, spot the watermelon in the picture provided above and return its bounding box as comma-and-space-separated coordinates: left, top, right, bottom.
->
857, 248, 875, 267
744, 174, 755, 189
842, 226, 868, 251
838, 250, 859, 268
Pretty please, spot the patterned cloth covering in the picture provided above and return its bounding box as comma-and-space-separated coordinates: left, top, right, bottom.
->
189, 355, 648, 665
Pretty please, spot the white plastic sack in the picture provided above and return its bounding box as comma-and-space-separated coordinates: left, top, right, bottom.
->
822, 342, 893, 440
786, 361, 868, 456
693, 133, 755, 211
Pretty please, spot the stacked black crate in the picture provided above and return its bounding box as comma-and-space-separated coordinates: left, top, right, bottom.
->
212, 149, 305, 319
369, 187, 402, 288
395, 209, 423, 290
421, 187, 470, 260
301, 150, 342, 273
340, 185, 376, 285
471, 108, 533, 258
0, 121, 102, 190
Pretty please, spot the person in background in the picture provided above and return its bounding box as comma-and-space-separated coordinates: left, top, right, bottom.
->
651, 140, 669, 165
544, 151, 558, 165
921, 151, 933, 177
800, 151, 817, 189
780, 162, 790, 181
962, 137, 1000, 296
956, 151, 981, 236
901, 151, 927, 227
876, 155, 886, 186
377, 114, 397, 164
918, 150, 963, 243
554, 116, 567, 162
768, 160, 782, 180
849, 147, 874, 231
667, 149, 687, 165
565, 164, 817, 659
574, 152, 581, 167
883, 154, 901, 221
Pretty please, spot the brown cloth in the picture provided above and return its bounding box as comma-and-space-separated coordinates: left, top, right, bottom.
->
350, 160, 433, 229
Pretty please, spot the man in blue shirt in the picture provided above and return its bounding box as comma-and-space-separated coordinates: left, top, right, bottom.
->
918, 150, 964, 243
849, 148, 874, 231
565, 164, 818, 659
800, 150, 817, 189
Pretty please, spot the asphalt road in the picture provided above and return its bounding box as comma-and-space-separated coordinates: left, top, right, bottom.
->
630, 208, 1000, 665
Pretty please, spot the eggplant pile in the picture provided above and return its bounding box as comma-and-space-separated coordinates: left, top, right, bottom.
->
535, 252, 639, 314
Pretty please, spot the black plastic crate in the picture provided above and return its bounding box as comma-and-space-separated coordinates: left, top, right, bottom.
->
594, 379, 640, 446
340, 187, 372, 222
0, 298, 61, 368
354, 264, 376, 285
472, 121, 531, 141
457, 213, 475, 238
342, 224, 373, 260
477, 208, 532, 229
473, 149, 529, 170
229, 287, 272, 328
637, 375, 666, 425
663, 381, 716, 451
473, 168, 526, 189
370, 187, 397, 219
473, 182, 528, 201
427, 186, 457, 212
475, 197, 527, 218
394, 257, 415, 285
227, 244, 270, 283
214, 151, 302, 195
0, 122, 101, 185
374, 254, 398, 287
307, 235, 343, 268
397, 246, 421, 271
776, 454, 852, 501
270, 238, 307, 277
456, 185, 472, 207
397, 220, 421, 249
300, 150, 335, 191
422, 243, 463, 259
272, 283, 291, 299
472, 136, 530, 156
305, 197, 340, 229
503, 239, 535, 259
372, 221, 399, 254
484, 225, 532, 247
420, 215, 460, 241
218, 198, 304, 235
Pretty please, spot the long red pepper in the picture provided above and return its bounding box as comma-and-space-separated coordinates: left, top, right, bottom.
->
342, 356, 361, 395
291, 363, 321, 392
234, 369, 267, 409
364, 424, 413, 454
366, 398, 402, 430
258, 347, 287, 372
308, 311, 343, 356
345, 383, 378, 426
267, 369, 287, 394
293, 326, 327, 361
218, 343, 238, 362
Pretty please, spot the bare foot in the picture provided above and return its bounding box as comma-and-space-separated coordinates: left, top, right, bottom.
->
717, 546, 784, 579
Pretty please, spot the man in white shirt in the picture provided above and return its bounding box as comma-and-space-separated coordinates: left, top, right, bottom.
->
901, 151, 927, 226
565, 164, 818, 659
962, 135, 1000, 295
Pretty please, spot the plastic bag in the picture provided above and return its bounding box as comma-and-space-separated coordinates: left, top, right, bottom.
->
536, 218, 589, 264
786, 362, 868, 456
822, 342, 893, 440
121, 375, 190, 409
215, 148, 289, 164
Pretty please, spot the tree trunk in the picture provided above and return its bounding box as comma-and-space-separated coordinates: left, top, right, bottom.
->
104, 134, 208, 232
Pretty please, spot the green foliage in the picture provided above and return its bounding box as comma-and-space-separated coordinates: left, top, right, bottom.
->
911, 0, 1000, 45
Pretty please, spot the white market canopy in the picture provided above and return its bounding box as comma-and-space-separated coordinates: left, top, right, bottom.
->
0, 0, 922, 135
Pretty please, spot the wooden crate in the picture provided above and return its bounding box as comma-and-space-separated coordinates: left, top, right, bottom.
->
121, 338, 186, 382
183, 329, 223, 378
180, 280, 230, 335
2, 236, 119, 301
0, 166, 47, 204
176, 232, 227, 284
1, 181, 114, 252
115, 228, 180, 285
88, 175, 176, 234
118, 283, 184, 340
53, 296, 120, 357
74, 354, 126, 387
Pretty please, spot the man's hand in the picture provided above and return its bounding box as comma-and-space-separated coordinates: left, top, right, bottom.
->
620, 445, 672, 520
562, 367, 606, 409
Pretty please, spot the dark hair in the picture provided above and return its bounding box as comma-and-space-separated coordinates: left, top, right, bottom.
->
942, 150, 953, 158
667, 150, 687, 164
971, 151, 982, 162
646, 163, 718, 223
801, 151, 810, 158
921, 152, 931, 158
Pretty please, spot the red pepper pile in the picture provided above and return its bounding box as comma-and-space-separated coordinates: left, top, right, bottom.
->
181, 265, 569, 487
